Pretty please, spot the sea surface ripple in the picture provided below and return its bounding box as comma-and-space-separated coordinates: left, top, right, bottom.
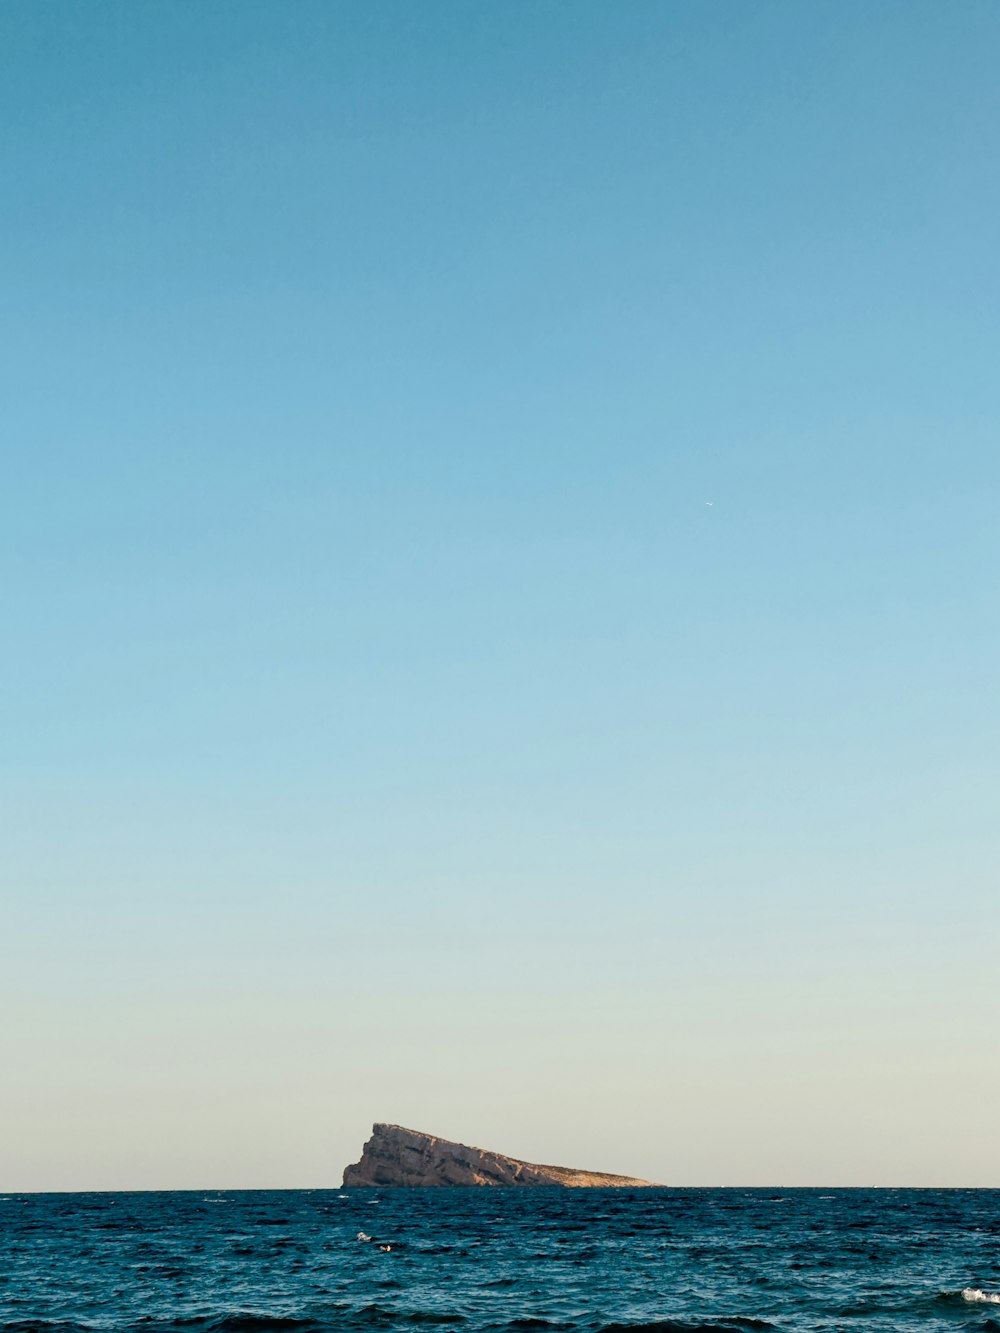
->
2, 1188, 1000, 1333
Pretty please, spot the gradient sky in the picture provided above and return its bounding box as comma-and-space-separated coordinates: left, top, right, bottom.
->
3, 0, 998, 1191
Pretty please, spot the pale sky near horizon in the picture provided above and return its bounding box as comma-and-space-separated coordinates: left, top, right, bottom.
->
3, 0, 998, 1191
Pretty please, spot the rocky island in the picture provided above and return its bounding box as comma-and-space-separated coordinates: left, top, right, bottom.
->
341, 1123, 656, 1188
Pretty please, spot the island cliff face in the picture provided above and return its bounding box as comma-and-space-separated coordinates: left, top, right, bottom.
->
341, 1123, 656, 1188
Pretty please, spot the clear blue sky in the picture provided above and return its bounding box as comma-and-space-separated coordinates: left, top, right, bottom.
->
3, 0, 998, 1189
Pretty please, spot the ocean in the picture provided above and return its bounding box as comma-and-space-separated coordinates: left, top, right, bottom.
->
3, 1188, 999, 1333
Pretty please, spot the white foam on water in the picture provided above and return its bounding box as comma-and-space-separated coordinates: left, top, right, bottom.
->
962, 1289, 1000, 1304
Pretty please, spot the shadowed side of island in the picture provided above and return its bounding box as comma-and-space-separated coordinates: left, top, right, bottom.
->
341, 1123, 657, 1187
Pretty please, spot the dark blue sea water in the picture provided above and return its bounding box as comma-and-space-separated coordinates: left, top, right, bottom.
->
3, 1189, 1000, 1333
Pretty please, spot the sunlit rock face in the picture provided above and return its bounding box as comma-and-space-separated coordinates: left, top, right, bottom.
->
341, 1124, 656, 1188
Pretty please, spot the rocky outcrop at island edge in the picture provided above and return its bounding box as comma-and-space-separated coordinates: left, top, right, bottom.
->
341, 1123, 657, 1187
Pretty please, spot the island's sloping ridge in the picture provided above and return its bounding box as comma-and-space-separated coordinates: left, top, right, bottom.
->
341, 1123, 657, 1187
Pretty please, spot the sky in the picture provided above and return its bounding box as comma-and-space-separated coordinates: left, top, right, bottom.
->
2, 0, 998, 1191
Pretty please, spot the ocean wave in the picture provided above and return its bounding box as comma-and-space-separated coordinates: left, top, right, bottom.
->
403, 1316, 466, 1325
1, 1323, 94, 1333
171, 1308, 457, 1332
505, 1322, 574, 1331
108, 1311, 469, 1333
934, 1289, 1000, 1309
168, 1316, 319, 1333
352, 1309, 464, 1328
598, 1320, 775, 1333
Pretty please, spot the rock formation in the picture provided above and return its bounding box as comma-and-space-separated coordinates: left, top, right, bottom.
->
341, 1123, 656, 1187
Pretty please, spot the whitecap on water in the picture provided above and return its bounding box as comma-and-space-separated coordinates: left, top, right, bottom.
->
962, 1289, 1000, 1304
